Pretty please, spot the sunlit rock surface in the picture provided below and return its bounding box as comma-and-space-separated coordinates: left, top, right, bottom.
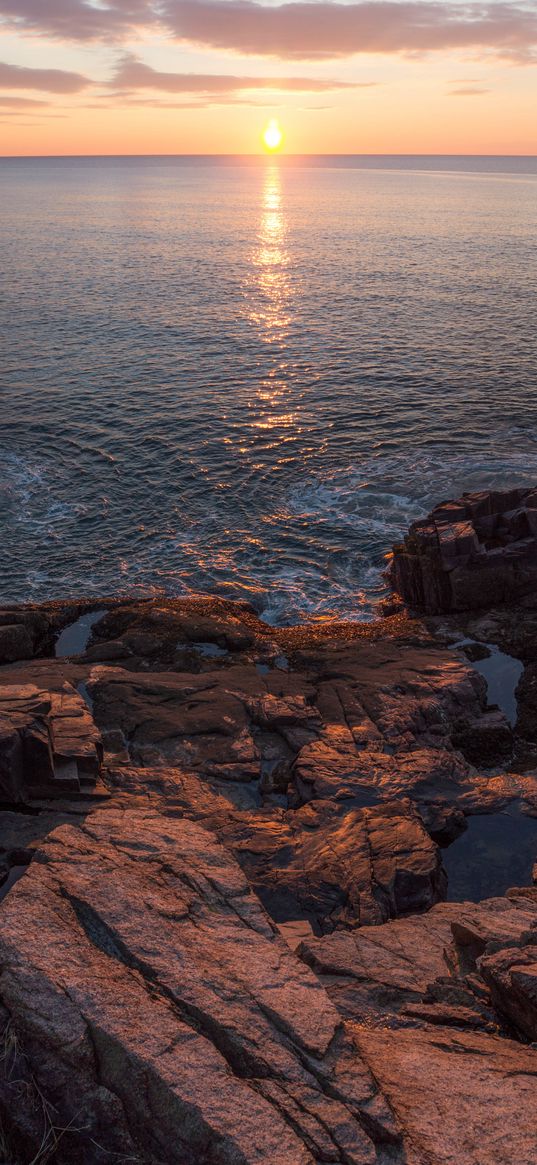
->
185, 787, 445, 929
300, 892, 537, 1163
0, 593, 536, 1162
0, 807, 397, 1165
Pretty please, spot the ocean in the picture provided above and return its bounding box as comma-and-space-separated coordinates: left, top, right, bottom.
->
2, 154, 537, 624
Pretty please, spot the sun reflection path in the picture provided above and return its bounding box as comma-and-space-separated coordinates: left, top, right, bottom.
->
254, 167, 290, 342
245, 166, 302, 445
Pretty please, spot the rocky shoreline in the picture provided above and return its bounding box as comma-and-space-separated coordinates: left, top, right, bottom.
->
1, 489, 537, 1163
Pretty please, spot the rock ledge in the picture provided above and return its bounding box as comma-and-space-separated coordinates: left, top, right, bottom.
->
391, 487, 537, 613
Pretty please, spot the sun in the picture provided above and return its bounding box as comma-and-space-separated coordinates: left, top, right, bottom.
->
263, 119, 283, 152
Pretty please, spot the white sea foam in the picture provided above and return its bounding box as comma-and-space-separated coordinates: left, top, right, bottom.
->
5, 443, 537, 623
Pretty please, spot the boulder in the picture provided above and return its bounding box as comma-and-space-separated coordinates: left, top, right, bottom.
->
299, 894, 537, 1025
0, 623, 34, 664
0, 607, 57, 661
219, 796, 446, 931
391, 487, 537, 614
451, 709, 513, 766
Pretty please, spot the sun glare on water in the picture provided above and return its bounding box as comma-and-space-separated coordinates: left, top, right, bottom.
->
263, 119, 283, 152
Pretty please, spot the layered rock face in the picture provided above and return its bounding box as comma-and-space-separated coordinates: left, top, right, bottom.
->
0, 682, 103, 801
391, 487, 537, 614
0, 594, 536, 1163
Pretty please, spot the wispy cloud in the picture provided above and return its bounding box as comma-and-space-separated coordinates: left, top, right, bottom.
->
0, 60, 90, 92
449, 84, 490, 93
111, 55, 370, 93
0, 94, 48, 106
95, 95, 329, 108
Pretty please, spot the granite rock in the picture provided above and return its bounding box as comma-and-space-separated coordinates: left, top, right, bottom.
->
0, 807, 398, 1164
0, 682, 103, 801
299, 893, 537, 1163
0, 594, 536, 1163
391, 487, 537, 615
299, 893, 537, 1027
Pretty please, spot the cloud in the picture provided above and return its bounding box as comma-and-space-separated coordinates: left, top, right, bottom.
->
111, 56, 368, 92
0, 1, 155, 41
97, 95, 311, 108
0, 93, 48, 106
1, 0, 535, 64
162, 0, 537, 62
0, 60, 90, 92
449, 84, 490, 92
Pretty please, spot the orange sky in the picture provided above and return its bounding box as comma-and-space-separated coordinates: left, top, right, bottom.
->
0, 1, 536, 155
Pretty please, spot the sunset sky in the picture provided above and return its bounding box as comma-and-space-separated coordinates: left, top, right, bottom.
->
0, 0, 536, 155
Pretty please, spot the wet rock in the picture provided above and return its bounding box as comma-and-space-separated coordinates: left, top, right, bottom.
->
83, 638, 133, 662
291, 741, 474, 810
452, 709, 513, 767
419, 800, 467, 845
4, 612, 527, 829
443, 601, 537, 666
0, 624, 34, 664
85, 596, 271, 667
0, 806, 397, 1165
88, 667, 264, 780
462, 642, 492, 662
512, 661, 537, 742
392, 486, 537, 615
0, 603, 83, 661
103, 767, 445, 932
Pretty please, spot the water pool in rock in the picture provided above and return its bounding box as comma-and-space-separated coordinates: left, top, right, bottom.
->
55, 610, 107, 657
443, 809, 537, 901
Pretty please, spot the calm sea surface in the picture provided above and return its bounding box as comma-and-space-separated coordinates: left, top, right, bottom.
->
2, 155, 537, 623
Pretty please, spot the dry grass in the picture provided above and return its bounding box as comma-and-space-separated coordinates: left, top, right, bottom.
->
0, 1119, 21, 1164
0, 1021, 84, 1165
0, 1023, 142, 1164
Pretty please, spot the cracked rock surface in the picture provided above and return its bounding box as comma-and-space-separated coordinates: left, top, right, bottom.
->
300, 891, 537, 1163
0, 807, 397, 1165
0, 594, 536, 1162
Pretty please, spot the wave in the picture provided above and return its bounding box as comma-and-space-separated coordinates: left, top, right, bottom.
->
5, 442, 537, 623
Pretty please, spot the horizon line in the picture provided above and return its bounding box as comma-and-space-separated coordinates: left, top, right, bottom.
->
1, 151, 536, 160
